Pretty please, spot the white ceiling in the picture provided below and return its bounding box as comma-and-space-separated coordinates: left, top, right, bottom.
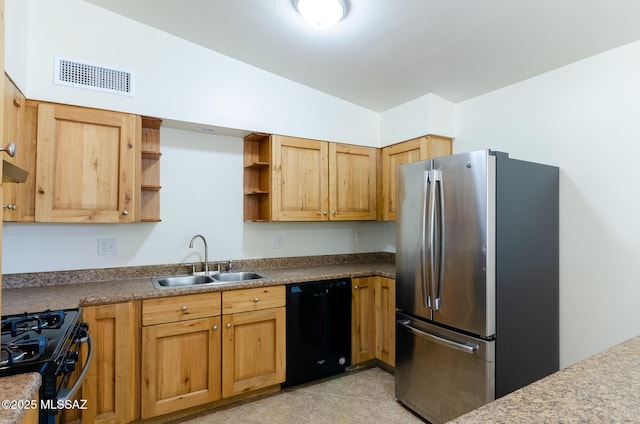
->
85, 0, 640, 112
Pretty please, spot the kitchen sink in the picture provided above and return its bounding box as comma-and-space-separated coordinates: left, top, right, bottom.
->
151, 271, 269, 289
211, 271, 268, 282
151, 274, 215, 289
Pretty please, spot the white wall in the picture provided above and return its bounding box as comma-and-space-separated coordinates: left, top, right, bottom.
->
6, 0, 379, 146
3, 128, 395, 274
455, 40, 640, 368
380, 93, 456, 146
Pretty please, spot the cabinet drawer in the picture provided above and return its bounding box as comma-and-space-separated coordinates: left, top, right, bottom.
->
222, 286, 285, 314
143, 292, 221, 326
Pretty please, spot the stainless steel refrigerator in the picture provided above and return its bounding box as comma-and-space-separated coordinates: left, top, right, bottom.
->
395, 150, 559, 423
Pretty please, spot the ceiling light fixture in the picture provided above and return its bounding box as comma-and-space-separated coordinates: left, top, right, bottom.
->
295, 0, 347, 29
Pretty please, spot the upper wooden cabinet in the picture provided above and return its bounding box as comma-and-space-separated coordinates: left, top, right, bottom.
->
271, 135, 328, 221
381, 135, 452, 221
34, 103, 137, 223
329, 142, 378, 221
244, 134, 377, 221
2, 74, 26, 221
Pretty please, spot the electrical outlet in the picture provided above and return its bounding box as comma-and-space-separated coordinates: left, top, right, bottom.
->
97, 238, 117, 256
271, 235, 285, 249
355, 231, 363, 245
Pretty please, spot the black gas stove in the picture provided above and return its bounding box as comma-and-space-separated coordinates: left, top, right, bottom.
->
1, 308, 91, 423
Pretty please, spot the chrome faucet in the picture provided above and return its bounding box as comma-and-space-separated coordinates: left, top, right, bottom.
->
228, 259, 234, 273
189, 234, 209, 275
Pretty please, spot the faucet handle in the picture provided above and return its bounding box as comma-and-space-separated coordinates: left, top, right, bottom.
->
184, 263, 196, 274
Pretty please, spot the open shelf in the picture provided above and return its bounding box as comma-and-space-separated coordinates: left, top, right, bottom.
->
140, 117, 162, 222
243, 133, 271, 222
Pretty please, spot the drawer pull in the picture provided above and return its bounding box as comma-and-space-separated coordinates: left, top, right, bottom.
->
254, 297, 260, 303
226, 323, 232, 328
213, 325, 218, 331
181, 306, 188, 312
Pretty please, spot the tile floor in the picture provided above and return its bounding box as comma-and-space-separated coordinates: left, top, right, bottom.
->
178, 367, 424, 424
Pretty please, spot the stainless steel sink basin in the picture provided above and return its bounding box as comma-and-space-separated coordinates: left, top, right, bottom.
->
211, 271, 268, 282
151, 274, 214, 289
151, 271, 269, 289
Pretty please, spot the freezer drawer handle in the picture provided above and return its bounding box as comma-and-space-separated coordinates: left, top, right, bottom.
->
397, 319, 478, 354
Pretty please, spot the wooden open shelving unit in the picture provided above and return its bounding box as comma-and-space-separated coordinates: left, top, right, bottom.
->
243, 133, 271, 222
140, 116, 162, 222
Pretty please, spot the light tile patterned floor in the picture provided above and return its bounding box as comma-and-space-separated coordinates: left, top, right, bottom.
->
179, 367, 424, 424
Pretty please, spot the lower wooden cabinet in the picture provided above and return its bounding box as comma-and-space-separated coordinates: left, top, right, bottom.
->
351, 277, 396, 367
351, 277, 376, 364
140, 292, 222, 419
222, 307, 286, 397
141, 317, 221, 417
82, 302, 138, 424
375, 277, 396, 367
221, 286, 286, 398
139, 288, 285, 418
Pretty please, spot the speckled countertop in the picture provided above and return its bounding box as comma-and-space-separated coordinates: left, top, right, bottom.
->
2, 257, 395, 315
450, 335, 640, 423
0, 373, 41, 423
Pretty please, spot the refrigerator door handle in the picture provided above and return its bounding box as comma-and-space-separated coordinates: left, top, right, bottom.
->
433, 169, 445, 310
397, 319, 478, 355
427, 169, 439, 310
421, 170, 432, 309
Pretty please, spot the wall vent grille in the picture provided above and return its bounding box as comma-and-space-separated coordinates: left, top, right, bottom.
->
54, 56, 135, 96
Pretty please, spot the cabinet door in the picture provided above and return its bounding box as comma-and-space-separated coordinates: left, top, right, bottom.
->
222, 307, 286, 398
2, 75, 24, 221
351, 277, 376, 364
329, 143, 377, 220
141, 317, 222, 418
271, 135, 328, 221
381, 135, 452, 221
375, 277, 396, 367
82, 302, 138, 424
35, 103, 137, 223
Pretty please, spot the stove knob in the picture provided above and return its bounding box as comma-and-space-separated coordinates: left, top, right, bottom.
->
63, 352, 79, 373
76, 322, 89, 339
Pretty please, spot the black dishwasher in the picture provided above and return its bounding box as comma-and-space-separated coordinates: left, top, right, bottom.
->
284, 278, 352, 387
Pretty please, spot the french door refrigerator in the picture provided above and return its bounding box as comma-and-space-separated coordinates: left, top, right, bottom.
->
395, 150, 559, 423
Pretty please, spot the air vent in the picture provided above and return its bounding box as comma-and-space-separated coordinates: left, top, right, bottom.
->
54, 56, 135, 96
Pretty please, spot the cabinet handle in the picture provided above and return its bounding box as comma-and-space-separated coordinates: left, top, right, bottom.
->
181, 306, 188, 312
354, 285, 360, 290
213, 325, 218, 331
323, 211, 328, 215
0, 142, 16, 157
226, 323, 232, 328
122, 210, 129, 216
3, 204, 17, 210
254, 297, 260, 303
332, 211, 337, 216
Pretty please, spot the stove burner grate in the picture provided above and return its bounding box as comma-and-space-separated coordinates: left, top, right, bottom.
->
0, 336, 47, 368
1, 310, 65, 337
